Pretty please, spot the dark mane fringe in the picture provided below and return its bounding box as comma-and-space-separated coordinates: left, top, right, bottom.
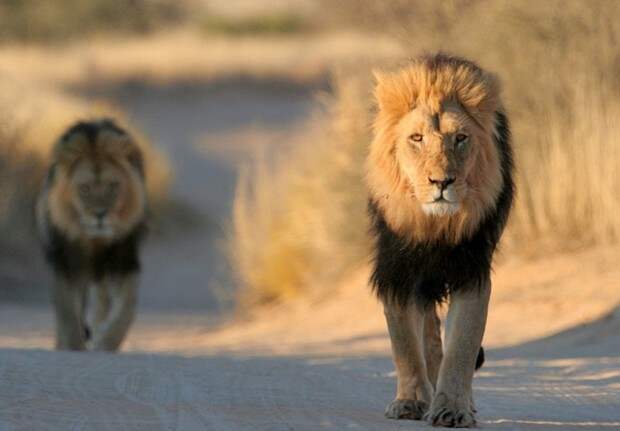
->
54, 118, 145, 178
44, 221, 147, 281
369, 111, 514, 307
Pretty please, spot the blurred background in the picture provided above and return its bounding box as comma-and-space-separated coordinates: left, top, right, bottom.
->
0, 0, 618, 354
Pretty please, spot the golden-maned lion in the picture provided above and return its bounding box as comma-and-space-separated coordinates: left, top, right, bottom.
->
36, 119, 148, 351
367, 54, 514, 427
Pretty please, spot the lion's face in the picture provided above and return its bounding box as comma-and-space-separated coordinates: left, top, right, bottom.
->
44, 121, 147, 242
367, 56, 505, 243
394, 101, 482, 217
69, 159, 132, 238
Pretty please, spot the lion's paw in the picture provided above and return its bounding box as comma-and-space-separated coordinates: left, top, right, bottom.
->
385, 399, 428, 420
425, 393, 476, 428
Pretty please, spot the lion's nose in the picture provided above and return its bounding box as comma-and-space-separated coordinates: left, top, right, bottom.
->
428, 176, 456, 191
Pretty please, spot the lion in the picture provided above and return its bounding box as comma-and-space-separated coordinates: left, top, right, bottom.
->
366, 54, 514, 427
36, 119, 148, 352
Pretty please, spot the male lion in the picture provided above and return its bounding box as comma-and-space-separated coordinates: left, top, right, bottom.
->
36, 119, 148, 351
367, 54, 514, 427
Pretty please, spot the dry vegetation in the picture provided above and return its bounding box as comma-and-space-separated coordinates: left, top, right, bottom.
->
231, 0, 620, 303
230, 75, 372, 305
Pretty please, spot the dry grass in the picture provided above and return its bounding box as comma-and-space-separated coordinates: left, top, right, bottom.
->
231, 0, 620, 303
230, 74, 372, 305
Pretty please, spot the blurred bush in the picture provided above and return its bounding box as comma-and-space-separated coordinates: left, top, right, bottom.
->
0, 0, 189, 42
231, 0, 620, 304
230, 74, 372, 305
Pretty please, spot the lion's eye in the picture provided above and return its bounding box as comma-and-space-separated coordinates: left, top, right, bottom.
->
455, 133, 469, 150
408, 133, 424, 143
455, 133, 468, 143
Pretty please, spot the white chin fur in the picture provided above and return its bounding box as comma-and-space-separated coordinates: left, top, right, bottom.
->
422, 201, 460, 216
82, 220, 115, 239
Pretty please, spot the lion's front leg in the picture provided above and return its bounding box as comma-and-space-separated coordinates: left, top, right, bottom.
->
52, 277, 87, 351
91, 274, 137, 351
424, 305, 443, 388
426, 279, 490, 428
90, 282, 111, 328
383, 301, 434, 420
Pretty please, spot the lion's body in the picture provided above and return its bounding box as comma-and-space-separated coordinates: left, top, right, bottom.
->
366, 54, 514, 427
36, 119, 148, 351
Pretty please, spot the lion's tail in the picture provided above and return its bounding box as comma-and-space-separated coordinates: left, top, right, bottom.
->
475, 347, 485, 370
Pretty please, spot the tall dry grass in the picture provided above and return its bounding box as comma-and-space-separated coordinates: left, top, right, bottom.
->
230, 0, 620, 303
230, 74, 372, 305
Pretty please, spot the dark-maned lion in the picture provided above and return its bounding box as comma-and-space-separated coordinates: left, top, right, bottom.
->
36, 119, 148, 351
367, 54, 514, 427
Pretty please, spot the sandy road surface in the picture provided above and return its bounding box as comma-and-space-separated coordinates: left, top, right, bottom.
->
1, 345, 619, 431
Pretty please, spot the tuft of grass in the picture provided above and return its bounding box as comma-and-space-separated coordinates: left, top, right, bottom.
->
230, 0, 620, 303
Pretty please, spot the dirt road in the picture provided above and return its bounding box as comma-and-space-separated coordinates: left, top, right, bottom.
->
1, 325, 619, 430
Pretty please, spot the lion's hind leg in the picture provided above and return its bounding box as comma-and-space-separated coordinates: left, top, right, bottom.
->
383, 301, 434, 420
91, 274, 137, 351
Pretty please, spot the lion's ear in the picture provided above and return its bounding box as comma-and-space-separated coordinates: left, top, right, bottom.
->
373, 69, 413, 120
